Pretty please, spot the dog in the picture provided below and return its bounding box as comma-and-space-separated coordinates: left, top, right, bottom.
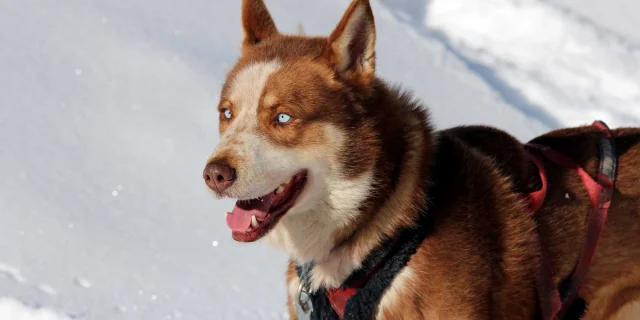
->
202, 0, 640, 319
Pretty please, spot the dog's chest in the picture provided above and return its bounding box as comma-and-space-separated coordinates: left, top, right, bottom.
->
373, 267, 415, 319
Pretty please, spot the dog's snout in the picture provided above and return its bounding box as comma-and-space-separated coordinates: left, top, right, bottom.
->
203, 161, 236, 193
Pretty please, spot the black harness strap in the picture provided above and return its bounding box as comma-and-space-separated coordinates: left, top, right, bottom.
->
295, 206, 433, 320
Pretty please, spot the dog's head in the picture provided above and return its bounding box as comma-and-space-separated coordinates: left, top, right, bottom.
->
204, 0, 381, 261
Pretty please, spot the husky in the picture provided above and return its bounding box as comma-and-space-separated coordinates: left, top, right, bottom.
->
203, 0, 640, 319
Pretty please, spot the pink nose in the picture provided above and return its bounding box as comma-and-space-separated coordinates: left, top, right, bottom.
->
203, 161, 236, 193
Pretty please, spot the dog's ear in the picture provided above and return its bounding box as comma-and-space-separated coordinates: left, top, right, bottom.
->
322, 0, 376, 85
241, 0, 279, 50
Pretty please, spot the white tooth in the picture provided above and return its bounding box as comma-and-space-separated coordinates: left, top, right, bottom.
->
275, 185, 285, 194
251, 215, 258, 228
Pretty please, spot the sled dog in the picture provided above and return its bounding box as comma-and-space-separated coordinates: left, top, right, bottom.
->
203, 0, 640, 319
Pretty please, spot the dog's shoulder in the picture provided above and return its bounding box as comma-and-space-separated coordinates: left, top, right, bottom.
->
385, 125, 542, 318
435, 125, 539, 194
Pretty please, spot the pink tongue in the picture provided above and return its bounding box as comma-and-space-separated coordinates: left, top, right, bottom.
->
225, 195, 275, 231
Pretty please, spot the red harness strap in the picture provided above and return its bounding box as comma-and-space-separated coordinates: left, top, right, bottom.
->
327, 287, 355, 319
525, 120, 617, 320
524, 153, 563, 319
327, 279, 364, 318
327, 250, 390, 318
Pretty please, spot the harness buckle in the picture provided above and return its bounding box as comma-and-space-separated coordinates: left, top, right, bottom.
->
295, 281, 314, 320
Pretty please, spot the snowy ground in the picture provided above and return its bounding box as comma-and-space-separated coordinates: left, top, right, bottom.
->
0, 298, 70, 320
0, 0, 638, 319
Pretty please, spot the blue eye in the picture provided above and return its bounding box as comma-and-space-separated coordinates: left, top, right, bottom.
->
277, 113, 291, 123
223, 109, 232, 119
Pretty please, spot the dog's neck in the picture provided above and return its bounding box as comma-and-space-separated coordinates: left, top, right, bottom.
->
270, 82, 435, 291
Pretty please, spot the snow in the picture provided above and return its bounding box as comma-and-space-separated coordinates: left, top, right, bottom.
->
425, 0, 640, 128
548, 0, 640, 45
37, 284, 58, 297
0, 0, 638, 319
0, 263, 27, 284
74, 278, 93, 290
0, 298, 70, 320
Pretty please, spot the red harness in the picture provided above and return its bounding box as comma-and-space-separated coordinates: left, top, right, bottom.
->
327, 275, 370, 318
524, 120, 617, 320
326, 244, 395, 318
326, 121, 617, 319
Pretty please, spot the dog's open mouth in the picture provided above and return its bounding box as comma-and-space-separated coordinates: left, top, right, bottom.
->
225, 170, 308, 242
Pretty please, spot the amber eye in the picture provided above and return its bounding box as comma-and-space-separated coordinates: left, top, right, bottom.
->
277, 113, 291, 124
222, 109, 232, 119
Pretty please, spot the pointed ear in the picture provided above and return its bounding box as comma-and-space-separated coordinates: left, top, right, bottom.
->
322, 0, 376, 84
241, 0, 279, 49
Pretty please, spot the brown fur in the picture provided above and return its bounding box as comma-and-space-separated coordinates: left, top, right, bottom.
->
212, 0, 640, 319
